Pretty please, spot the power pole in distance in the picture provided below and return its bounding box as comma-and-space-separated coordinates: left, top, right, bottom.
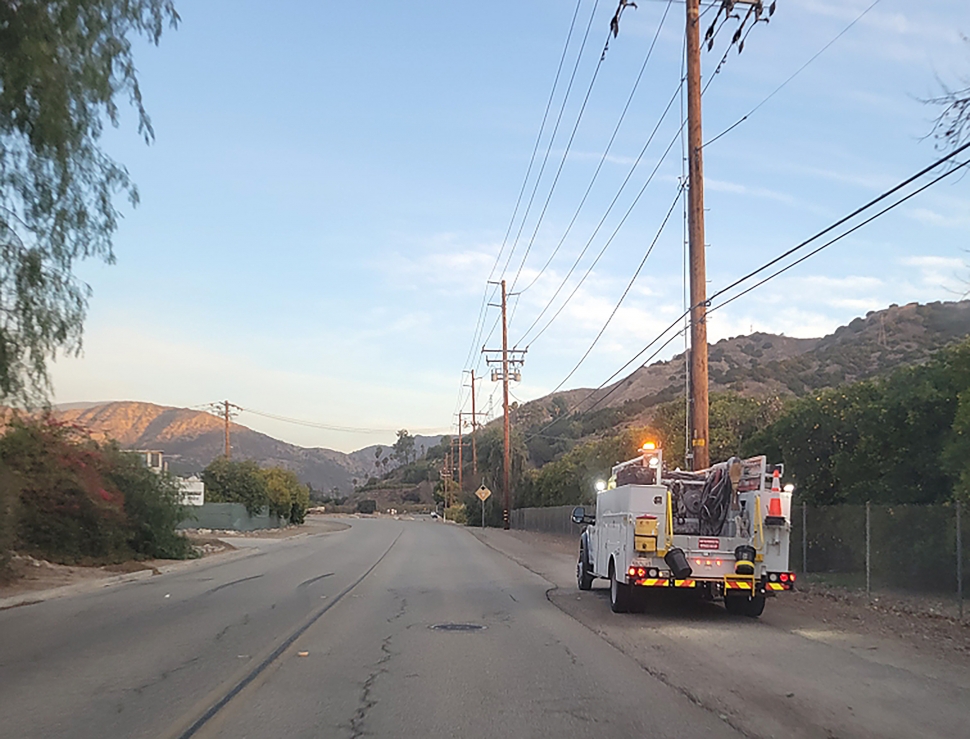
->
208, 400, 241, 459
463, 369, 482, 476
686, 0, 709, 471
483, 279, 526, 529
457, 414, 464, 493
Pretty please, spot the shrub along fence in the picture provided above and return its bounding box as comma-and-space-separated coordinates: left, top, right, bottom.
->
512, 501, 968, 618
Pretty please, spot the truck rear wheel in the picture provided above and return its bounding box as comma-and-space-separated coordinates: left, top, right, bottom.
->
725, 594, 766, 618
609, 561, 631, 613
577, 543, 593, 591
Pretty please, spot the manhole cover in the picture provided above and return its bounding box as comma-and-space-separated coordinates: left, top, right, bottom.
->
429, 623, 486, 632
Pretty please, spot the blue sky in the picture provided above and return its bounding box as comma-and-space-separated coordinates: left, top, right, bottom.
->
51, 0, 970, 452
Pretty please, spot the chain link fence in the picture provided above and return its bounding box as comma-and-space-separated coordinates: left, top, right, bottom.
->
792, 501, 967, 614
510, 505, 576, 537
512, 501, 967, 617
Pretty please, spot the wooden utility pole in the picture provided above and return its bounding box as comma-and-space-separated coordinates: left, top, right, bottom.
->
457, 413, 464, 493
686, 0, 709, 471
500, 280, 511, 528
483, 280, 526, 530
470, 370, 478, 476
223, 400, 232, 459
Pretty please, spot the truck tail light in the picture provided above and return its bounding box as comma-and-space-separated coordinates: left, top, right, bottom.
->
628, 567, 637, 577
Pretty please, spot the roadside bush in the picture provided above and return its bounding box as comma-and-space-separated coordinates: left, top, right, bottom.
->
259, 466, 310, 524
0, 462, 18, 577
0, 416, 195, 564
202, 458, 270, 515
1, 417, 129, 562
446, 503, 468, 525
356, 499, 377, 514
104, 448, 195, 560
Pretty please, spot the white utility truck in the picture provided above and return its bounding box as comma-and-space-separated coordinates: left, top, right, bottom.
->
572, 444, 794, 616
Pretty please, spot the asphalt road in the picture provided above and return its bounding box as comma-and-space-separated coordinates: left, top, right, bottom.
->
0, 518, 743, 739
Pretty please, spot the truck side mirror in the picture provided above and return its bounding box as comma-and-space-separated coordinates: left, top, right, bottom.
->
571, 506, 594, 525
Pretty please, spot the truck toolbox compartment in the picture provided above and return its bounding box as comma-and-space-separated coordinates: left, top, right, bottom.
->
634, 535, 657, 552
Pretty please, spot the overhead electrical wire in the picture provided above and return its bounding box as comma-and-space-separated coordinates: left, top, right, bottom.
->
527, 139, 970, 438
519, 107, 685, 348
468, 0, 602, 389
705, 157, 970, 317
238, 407, 450, 435
499, 0, 602, 284
514, 1, 728, 350
513, 0, 893, 439
542, 182, 687, 395
452, 0, 586, 418
509, 0, 675, 298
704, 0, 885, 149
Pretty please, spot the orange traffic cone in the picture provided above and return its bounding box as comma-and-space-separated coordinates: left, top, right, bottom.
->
766, 468, 784, 525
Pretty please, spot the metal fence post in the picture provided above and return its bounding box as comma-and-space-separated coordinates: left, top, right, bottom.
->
865, 501, 871, 599
802, 503, 808, 574
957, 499, 963, 622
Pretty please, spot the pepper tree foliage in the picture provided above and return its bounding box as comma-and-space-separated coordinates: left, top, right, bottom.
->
0, 1, 179, 402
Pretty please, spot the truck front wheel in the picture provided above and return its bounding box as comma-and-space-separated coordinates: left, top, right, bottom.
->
609, 561, 631, 613
577, 543, 593, 591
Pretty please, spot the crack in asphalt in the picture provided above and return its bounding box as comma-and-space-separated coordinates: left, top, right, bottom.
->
468, 530, 755, 739
386, 594, 408, 623
169, 530, 403, 739
214, 613, 250, 642
347, 635, 395, 739
130, 655, 203, 697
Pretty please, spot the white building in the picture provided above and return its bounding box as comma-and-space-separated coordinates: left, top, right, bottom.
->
133, 449, 204, 506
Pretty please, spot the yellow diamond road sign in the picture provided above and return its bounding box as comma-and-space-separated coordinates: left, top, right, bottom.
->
475, 485, 492, 502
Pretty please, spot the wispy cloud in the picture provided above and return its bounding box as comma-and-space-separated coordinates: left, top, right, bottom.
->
794, 0, 962, 45
900, 254, 968, 294
905, 206, 970, 229
376, 236, 500, 296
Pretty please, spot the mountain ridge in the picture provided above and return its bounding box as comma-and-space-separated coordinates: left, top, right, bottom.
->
515, 299, 970, 430
1, 401, 442, 493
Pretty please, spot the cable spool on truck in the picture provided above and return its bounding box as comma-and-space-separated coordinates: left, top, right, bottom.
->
572, 443, 795, 617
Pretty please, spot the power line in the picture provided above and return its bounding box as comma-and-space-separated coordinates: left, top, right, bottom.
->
543, 182, 686, 395
508, 15, 614, 295
704, 0, 885, 149
499, 0, 602, 283
454, 0, 587, 418
520, 111, 685, 348
514, 3, 730, 349
525, 139, 970, 437
706, 156, 970, 316
237, 407, 450, 435
709, 138, 970, 305
510, 0, 675, 298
